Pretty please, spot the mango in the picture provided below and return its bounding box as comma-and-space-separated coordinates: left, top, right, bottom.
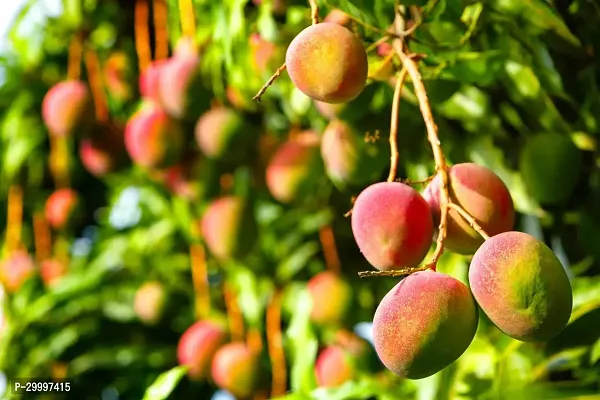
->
469, 231, 573, 342
177, 320, 228, 380
211, 342, 260, 399
124, 101, 185, 169
133, 281, 166, 325
42, 80, 93, 137
286, 22, 368, 103
265, 132, 324, 203
0, 250, 35, 293
519, 133, 583, 205
158, 54, 210, 120
351, 182, 433, 271
315, 345, 355, 387
139, 60, 167, 103
320, 120, 387, 190
423, 163, 515, 255
324, 9, 351, 27
45, 188, 82, 230
307, 271, 352, 326
79, 123, 127, 177
195, 107, 257, 161
200, 196, 257, 261
40, 259, 68, 287
372, 270, 478, 379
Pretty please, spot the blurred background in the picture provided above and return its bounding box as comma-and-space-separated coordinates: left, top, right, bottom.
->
0, 0, 599, 399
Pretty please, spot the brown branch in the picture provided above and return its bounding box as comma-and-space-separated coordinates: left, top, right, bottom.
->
190, 243, 210, 319
33, 212, 52, 262
135, 0, 152, 72
5, 185, 23, 254
386, 67, 407, 182
358, 264, 429, 278
152, 0, 169, 60
318, 225, 341, 274
252, 63, 286, 103
224, 282, 245, 342
247, 327, 263, 354
67, 33, 83, 81
308, 0, 319, 24
266, 289, 287, 397
447, 202, 491, 240
178, 0, 196, 39
49, 136, 71, 189
365, 35, 390, 53
84, 48, 109, 122
394, 13, 449, 271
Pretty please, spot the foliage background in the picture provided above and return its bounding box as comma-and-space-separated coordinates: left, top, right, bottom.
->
0, 0, 599, 399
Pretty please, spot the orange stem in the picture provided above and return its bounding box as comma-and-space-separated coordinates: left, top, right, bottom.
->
178, 0, 196, 39
247, 327, 263, 354
49, 136, 71, 189
67, 33, 83, 81
5, 185, 23, 253
223, 282, 245, 342
135, 0, 152, 72
266, 289, 287, 397
190, 243, 211, 319
33, 212, 52, 262
318, 225, 341, 274
84, 48, 109, 122
152, 0, 169, 60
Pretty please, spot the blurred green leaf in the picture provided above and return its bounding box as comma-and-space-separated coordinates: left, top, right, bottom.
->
142, 366, 189, 400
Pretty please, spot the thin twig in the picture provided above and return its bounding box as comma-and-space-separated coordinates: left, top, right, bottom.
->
447, 202, 491, 240
134, 0, 151, 72
394, 14, 449, 271
358, 264, 429, 278
252, 63, 286, 103
152, 0, 169, 60
387, 67, 407, 182
67, 33, 83, 81
190, 243, 210, 319
266, 289, 287, 398
398, 175, 436, 185
178, 0, 197, 39
318, 225, 341, 274
4, 185, 23, 254
365, 35, 390, 53
224, 282, 245, 342
33, 212, 52, 262
308, 0, 319, 25
84, 48, 109, 122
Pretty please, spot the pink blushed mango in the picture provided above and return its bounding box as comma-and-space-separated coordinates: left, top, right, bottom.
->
286, 23, 368, 103
211, 342, 260, 399
45, 188, 82, 230
469, 231, 572, 342
373, 270, 478, 379
351, 182, 434, 271
307, 271, 352, 325
133, 281, 166, 325
42, 80, 93, 137
177, 320, 228, 380
0, 250, 36, 293
423, 163, 515, 255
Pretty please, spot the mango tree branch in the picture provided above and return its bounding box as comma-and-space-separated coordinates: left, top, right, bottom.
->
252, 63, 287, 103
447, 203, 491, 240
387, 67, 408, 182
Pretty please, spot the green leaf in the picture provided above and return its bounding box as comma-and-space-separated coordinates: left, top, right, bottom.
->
142, 365, 189, 400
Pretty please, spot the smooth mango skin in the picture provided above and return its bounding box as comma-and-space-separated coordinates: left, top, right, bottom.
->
315, 345, 355, 387
265, 132, 324, 203
469, 231, 573, 342
133, 281, 166, 325
320, 120, 387, 190
42, 80, 93, 137
423, 163, 515, 255
177, 320, 228, 380
195, 107, 256, 161
200, 196, 257, 261
307, 271, 352, 326
211, 342, 260, 399
372, 270, 478, 379
285, 22, 368, 104
45, 188, 82, 230
519, 133, 583, 205
351, 182, 434, 271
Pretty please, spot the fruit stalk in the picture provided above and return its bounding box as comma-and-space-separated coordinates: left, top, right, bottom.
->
308, 0, 319, 25
67, 32, 83, 81
49, 135, 71, 189
393, 11, 449, 270
84, 48, 109, 122
447, 203, 490, 240
266, 289, 286, 397
190, 243, 211, 319
224, 282, 245, 342
318, 225, 341, 274
134, 0, 152, 72
4, 185, 23, 254
178, 0, 196, 39
33, 212, 52, 262
152, 0, 169, 60
386, 67, 408, 182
